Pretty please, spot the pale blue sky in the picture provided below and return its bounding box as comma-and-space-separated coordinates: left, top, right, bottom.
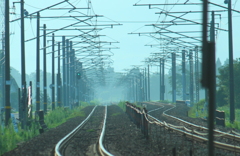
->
7, 0, 240, 74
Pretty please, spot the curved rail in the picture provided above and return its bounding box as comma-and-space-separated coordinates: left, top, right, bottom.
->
146, 102, 240, 139
161, 103, 240, 140
55, 106, 98, 156
148, 105, 164, 113
98, 106, 114, 156
147, 114, 240, 153
130, 102, 240, 153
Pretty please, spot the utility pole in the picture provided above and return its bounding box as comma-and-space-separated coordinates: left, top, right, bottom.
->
72, 49, 75, 106
1, 31, 5, 127
57, 42, 61, 107
78, 62, 82, 102
132, 75, 135, 102
69, 41, 73, 108
189, 50, 194, 106
66, 39, 69, 107
182, 50, 186, 101
132, 78, 135, 102
201, 1, 216, 155
139, 73, 142, 102
5, 0, 11, 126
62, 36, 66, 107
172, 53, 176, 103
20, 0, 27, 129
52, 33, 55, 110
159, 58, 161, 101
210, 11, 216, 119
144, 68, 147, 101
148, 64, 150, 101
135, 75, 138, 102
36, 12, 40, 112
43, 24, 47, 113
227, 0, 235, 123
195, 46, 199, 103
161, 59, 165, 100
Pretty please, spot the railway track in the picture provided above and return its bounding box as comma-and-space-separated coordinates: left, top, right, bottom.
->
54, 105, 113, 156
143, 102, 240, 154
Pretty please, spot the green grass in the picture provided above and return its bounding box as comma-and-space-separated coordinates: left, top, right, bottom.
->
111, 112, 121, 116
0, 121, 39, 155
117, 101, 126, 112
188, 99, 208, 119
86, 129, 95, 132
0, 102, 91, 155
188, 100, 240, 129
44, 106, 86, 129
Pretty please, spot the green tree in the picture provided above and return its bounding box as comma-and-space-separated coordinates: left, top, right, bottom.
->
217, 58, 240, 108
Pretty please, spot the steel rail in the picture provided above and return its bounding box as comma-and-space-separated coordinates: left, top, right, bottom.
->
147, 115, 240, 153
98, 106, 114, 156
55, 105, 97, 156
136, 103, 240, 153
148, 105, 164, 113
163, 104, 240, 140
145, 102, 240, 141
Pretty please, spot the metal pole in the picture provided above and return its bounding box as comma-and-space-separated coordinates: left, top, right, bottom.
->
228, 0, 235, 123
62, 36, 66, 107
36, 12, 40, 112
29, 81, 33, 119
5, 0, 11, 126
148, 64, 150, 101
52, 33, 55, 110
210, 11, 216, 119
201, 1, 215, 155
72, 49, 75, 106
195, 47, 199, 103
69, 41, 73, 108
78, 62, 82, 102
172, 53, 176, 103
57, 42, 61, 107
18, 88, 21, 125
66, 39, 69, 106
159, 58, 161, 101
189, 50, 194, 106
182, 50, 186, 101
139, 73, 142, 102
1, 32, 5, 123
144, 68, 147, 101
162, 59, 165, 100
20, 0, 27, 128
43, 24, 47, 113
132, 78, 135, 102
135, 76, 138, 102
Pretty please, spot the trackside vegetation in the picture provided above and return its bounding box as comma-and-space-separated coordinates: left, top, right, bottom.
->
188, 99, 240, 129
117, 101, 126, 111
0, 101, 94, 155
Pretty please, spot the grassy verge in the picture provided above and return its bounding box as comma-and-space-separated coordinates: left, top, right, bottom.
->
188, 99, 208, 119
188, 100, 240, 129
117, 101, 126, 112
0, 122, 39, 155
0, 103, 91, 155
44, 106, 85, 129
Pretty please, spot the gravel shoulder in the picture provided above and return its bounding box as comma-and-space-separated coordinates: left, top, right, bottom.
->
2, 106, 94, 156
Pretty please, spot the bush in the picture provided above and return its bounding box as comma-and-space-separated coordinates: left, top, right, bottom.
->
188, 99, 207, 118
